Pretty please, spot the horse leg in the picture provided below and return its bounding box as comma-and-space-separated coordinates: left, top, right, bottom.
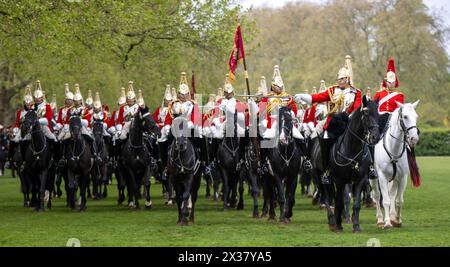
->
352, 179, 366, 233
116, 168, 125, 205
378, 172, 392, 229
79, 172, 88, 212
393, 175, 407, 227
128, 172, 140, 210
249, 171, 260, 218
212, 168, 220, 201
189, 172, 202, 223
175, 181, 183, 225
285, 173, 298, 221
273, 174, 287, 223
334, 183, 345, 232
181, 178, 192, 225
344, 184, 351, 224
220, 168, 229, 210
370, 178, 384, 227
144, 167, 152, 209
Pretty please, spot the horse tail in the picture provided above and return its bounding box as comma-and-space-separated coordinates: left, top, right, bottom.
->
407, 147, 421, 188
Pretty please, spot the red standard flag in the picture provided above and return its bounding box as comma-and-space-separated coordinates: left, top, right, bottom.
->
228, 24, 245, 82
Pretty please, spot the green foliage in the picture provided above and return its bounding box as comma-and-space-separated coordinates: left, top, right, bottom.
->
0, 0, 256, 120
246, 0, 449, 128
415, 129, 450, 156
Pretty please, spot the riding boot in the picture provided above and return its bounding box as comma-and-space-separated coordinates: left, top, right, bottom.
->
259, 147, 269, 175
296, 138, 312, 171
368, 146, 377, 180
319, 137, 332, 184
236, 138, 246, 171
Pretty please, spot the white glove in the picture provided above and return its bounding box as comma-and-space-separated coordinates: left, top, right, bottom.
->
13, 127, 19, 135
187, 121, 194, 129
108, 126, 116, 135
294, 94, 312, 105
55, 123, 63, 131
307, 122, 315, 132
102, 122, 108, 130
63, 124, 69, 132
38, 118, 48, 126
81, 119, 88, 127
212, 118, 222, 127
116, 124, 123, 132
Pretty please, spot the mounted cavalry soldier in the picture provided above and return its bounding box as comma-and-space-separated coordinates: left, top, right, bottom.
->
210, 74, 248, 169
55, 84, 74, 142
91, 92, 110, 138
255, 65, 305, 173
294, 55, 363, 182
10, 85, 35, 163
69, 84, 92, 137
116, 81, 140, 141
32, 80, 56, 142
158, 72, 203, 166
373, 56, 404, 134
153, 85, 173, 129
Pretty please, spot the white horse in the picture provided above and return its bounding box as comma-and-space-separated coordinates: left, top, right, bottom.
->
370, 101, 420, 229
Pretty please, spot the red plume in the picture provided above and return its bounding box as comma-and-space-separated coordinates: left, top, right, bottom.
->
382, 56, 399, 88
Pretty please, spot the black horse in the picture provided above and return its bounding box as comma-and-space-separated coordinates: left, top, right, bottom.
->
216, 112, 246, 211
167, 117, 202, 225
66, 115, 93, 211
264, 106, 302, 223
10, 138, 32, 207
20, 110, 54, 211
120, 107, 160, 210
325, 96, 380, 232
91, 118, 109, 200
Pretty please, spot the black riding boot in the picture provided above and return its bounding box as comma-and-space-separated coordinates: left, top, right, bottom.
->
368, 146, 377, 179
296, 138, 312, 171
259, 147, 269, 175
319, 137, 332, 184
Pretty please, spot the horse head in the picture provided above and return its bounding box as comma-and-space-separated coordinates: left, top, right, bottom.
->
396, 100, 420, 148
360, 95, 381, 145
69, 115, 82, 140
171, 117, 189, 152
21, 110, 38, 139
139, 106, 161, 137
278, 106, 293, 146
92, 118, 104, 138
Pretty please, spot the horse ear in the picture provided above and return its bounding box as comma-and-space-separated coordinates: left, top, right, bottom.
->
395, 101, 404, 109
362, 95, 368, 108
412, 99, 420, 109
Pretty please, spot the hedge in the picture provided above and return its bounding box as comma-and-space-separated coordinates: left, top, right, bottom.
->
414, 129, 450, 156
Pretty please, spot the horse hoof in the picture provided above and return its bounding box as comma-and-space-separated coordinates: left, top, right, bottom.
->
237, 203, 244, 210
353, 228, 361, 233
376, 222, 384, 228
391, 220, 402, 228
253, 213, 259, 219
320, 204, 327, 210
383, 224, 393, 230
145, 200, 153, 209
329, 224, 336, 231
333, 226, 343, 233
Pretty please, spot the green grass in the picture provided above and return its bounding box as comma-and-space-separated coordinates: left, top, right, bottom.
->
0, 157, 449, 247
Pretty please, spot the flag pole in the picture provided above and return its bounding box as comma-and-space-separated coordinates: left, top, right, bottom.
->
238, 20, 251, 97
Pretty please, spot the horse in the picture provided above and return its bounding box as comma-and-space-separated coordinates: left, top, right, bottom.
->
325, 96, 380, 232
264, 106, 302, 223
20, 110, 54, 211
216, 112, 245, 211
91, 118, 109, 200
167, 117, 201, 225
120, 107, 160, 210
370, 101, 420, 229
66, 115, 93, 211
10, 139, 32, 207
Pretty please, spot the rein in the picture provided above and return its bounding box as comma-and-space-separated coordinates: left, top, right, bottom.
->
30, 125, 47, 156
170, 138, 199, 174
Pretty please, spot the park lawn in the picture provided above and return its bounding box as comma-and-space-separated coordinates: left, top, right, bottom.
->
0, 157, 449, 247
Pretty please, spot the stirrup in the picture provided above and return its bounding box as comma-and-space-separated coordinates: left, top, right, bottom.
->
321, 170, 331, 184
369, 165, 378, 180
303, 159, 312, 171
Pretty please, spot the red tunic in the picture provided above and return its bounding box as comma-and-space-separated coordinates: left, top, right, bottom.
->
373, 89, 404, 114
303, 104, 317, 126
108, 110, 116, 128
163, 101, 201, 127
260, 95, 298, 128
311, 86, 362, 130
